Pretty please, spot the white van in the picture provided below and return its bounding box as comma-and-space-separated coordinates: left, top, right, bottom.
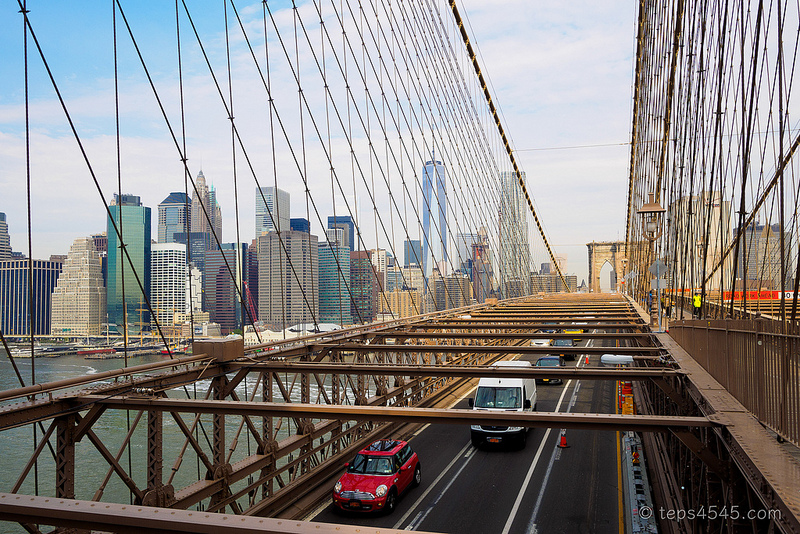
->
468, 360, 537, 448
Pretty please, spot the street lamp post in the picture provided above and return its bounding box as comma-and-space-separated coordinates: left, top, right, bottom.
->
638, 192, 666, 332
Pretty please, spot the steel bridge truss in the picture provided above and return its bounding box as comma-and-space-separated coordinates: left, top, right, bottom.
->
0, 295, 798, 533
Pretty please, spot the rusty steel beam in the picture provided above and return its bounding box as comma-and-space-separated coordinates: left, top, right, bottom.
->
311, 343, 662, 355
370, 331, 652, 340
0, 353, 213, 402
230, 362, 681, 380
394, 322, 648, 330
81, 396, 716, 432
0, 493, 431, 534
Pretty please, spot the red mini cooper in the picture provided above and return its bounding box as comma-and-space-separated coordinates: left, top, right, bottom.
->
332, 439, 421, 513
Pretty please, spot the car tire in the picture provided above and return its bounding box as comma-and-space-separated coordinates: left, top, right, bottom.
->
412, 464, 421, 487
384, 489, 397, 514
518, 430, 527, 449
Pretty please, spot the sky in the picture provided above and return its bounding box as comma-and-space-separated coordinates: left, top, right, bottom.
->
0, 0, 637, 286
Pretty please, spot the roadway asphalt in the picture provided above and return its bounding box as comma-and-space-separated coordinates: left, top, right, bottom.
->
311, 336, 622, 533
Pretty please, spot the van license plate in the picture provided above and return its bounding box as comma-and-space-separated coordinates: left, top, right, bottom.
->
488, 437, 501, 443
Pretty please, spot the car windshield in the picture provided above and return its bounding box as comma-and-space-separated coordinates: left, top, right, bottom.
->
474, 386, 521, 409
553, 339, 571, 346
348, 454, 394, 475
536, 358, 560, 367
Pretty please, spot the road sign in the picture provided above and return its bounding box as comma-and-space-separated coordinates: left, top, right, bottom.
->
649, 260, 667, 276
651, 278, 667, 290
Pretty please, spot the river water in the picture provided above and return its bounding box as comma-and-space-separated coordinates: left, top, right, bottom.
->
0, 347, 290, 533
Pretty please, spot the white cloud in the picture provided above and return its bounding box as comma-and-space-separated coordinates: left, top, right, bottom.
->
0, 0, 637, 285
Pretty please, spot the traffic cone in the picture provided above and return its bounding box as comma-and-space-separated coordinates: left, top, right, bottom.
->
584, 355, 589, 365
558, 432, 569, 448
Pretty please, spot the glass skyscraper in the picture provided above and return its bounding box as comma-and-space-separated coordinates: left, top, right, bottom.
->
499, 171, 530, 297
327, 215, 355, 252
0, 212, 11, 260
0, 258, 62, 335
157, 192, 190, 244
151, 243, 187, 329
422, 157, 447, 280
107, 194, 151, 330
256, 186, 290, 236
319, 228, 352, 325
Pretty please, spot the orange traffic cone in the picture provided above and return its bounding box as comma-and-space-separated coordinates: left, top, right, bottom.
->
558, 432, 569, 448
584, 355, 589, 365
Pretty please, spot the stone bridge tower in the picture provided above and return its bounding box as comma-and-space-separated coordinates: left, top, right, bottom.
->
587, 241, 627, 293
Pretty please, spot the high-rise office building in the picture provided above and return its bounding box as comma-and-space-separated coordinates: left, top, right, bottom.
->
258, 230, 318, 328
290, 217, 310, 234
158, 192, 190, 244
107, 194, 151, 329
187, 266, 203, 314
666, 192, 731, 291
205, 243, 248, 334
369, 248, 387, 292
736, 223, 791, 290
0, 212, 11, 260
244, 239, 259, 326
319, 228, 352, 325
51, 237, 106, 335
472, 241, 493, 303
191, 171, 222, 243
499, 171, 531, 297
0, 258, 62, 335
150, 243, 187, 329
350, 250, 377, 322
422, 156, 448, 279
327, 215, 355, 251
256, 186, 290, 236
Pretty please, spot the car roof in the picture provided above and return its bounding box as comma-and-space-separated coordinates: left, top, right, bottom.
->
359, 439, 405, 455
536, 355, 560, 361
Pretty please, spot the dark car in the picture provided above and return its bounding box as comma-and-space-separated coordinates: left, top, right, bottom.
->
332, 439, 421, 514
535, 355, 565, 384
552, 338, 575, 360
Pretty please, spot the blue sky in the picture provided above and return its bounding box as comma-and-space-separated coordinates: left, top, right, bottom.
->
0, 0, 636, 285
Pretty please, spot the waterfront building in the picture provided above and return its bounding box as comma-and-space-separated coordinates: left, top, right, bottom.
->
256, 186, 290, 236
51, 237, 106, 336
158, 192, 190, 244
205, 243, 248, 334
0, 212, 11, 260
327, 215, 355, 251
422, 156, 448, 280
107, 194, 151, 329
0, 258, 62, 335
319, 229, 352, 325
258, 230, 318, 329
151, 243, 187, 329
499, 171, 531, 298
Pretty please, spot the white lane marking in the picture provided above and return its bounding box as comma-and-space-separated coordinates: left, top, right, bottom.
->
526, 334, 595, 533
393, 440, 475, 529
501, 334, 594, 534
526, 381, 583, 533
403, 446, 479, 530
